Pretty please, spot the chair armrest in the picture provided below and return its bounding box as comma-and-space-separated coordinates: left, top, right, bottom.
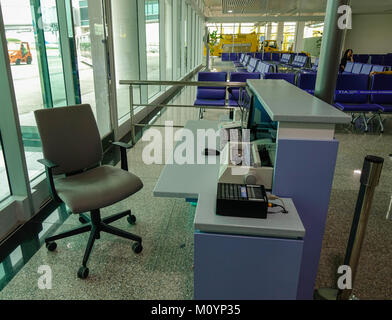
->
38, 158, 59, 169
111, 141, 132, 171
112, 141, 133, 150
37, 159, 62, 203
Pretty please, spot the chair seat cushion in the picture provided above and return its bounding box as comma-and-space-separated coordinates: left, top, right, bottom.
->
194, 99, 226, 106
379, 104, 392, 112
55, 165, 143, 213
197, 88, 226, 100
335, 103, 381, 112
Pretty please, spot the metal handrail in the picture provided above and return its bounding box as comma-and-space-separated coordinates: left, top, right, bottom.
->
120, 79, 249, 144
119, 80, 247, 87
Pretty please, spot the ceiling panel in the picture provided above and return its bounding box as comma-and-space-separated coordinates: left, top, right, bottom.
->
203, 0, 392, 18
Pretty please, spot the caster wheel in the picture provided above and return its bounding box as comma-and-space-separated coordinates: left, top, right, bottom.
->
46, 241, 57, 252
79, 216, 88, 224
77, 266, 89, 279
132, 242, 143, 254
127, 214, 136, 225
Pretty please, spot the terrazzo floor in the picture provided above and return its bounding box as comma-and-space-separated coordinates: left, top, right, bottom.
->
0, 60, 391, 300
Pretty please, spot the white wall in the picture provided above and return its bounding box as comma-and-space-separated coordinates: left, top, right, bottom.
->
344, 14, 392, 54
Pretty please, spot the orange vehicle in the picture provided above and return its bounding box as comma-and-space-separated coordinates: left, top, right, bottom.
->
8, 41, 32, 65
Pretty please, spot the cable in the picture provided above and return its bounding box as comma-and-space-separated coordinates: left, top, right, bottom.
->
268, 203, 288, 214
266, 193, 288, 213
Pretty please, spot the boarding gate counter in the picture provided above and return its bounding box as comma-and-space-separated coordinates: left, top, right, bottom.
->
153, 79, 351, 300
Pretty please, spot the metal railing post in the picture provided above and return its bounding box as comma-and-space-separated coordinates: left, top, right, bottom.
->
129, 84, 135, 145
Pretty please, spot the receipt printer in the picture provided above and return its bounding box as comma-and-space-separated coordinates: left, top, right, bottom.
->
218, 141, 274, 190
216, 183, 268, 219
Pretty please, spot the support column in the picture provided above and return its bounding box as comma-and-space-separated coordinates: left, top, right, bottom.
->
314, 0, 351, 105
277, 22, 284, 50
266, 22, 271, 40
294, 22, 305, 53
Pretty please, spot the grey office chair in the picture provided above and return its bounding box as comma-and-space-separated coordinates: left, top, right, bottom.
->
34, 104, 143, 279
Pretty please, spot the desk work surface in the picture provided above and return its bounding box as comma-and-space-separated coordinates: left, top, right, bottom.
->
195, 194, 305, 239
247, 79, 351, 124
153, 120, 221, 199
153, 120, 305, 239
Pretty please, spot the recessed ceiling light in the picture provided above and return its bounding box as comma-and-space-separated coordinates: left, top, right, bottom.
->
228, 10, 233, 13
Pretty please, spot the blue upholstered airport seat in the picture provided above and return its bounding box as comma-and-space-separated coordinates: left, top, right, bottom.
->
343, 61, 354, 73
384, 54, 392, 66
255, 61, 274, 77
297, 73, 317, 94
262, 52, 272, 61
370, 55, 384, 65
360, 64, 373, 75
280, 53, 291, 65
234, 53, 246, 67
194, 72, 227, 106
371, 65, 385, 73
311, 58, 319, 72
290, 55, 309, 68
354, 54, 369, 64
243, 58, 260, 73
229, 53, 238, 61
263, 73, 296, 85
334, 74, 381, 132
272, 53, 280, 62
370, 74, 392, 110
221, 53, 230, 61
228, 72, 261, 105
352, 63, 363, 74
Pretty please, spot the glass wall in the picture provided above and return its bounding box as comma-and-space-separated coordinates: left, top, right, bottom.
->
145, 0, 160, 99
270, 22, 278, 40
164, 0, 172, 81
283, 22, 296, 51
0, 135, 10, 202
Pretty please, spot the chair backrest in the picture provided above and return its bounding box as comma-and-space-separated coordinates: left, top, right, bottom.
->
264, 73, 296, 85
243, 55, 251, 66
247, 58, 260, 72
230, 72, 261, 83
229, 53, 237, 61
312, 58, 319, 71
263, 52, 272, 61
297, 73, 317, 91
370, 74, 392, 104
197, 72, 227, 99
255, 52, 262, 60
352, 63, 363, 74
221, 53, 230, 61
384, 54, 392, 66
344, 61, 354, 73
370, 55, 384, 65
34, 104, 103, 175
358, 54, 370, 64
280, 54, 290, 64
371, 65, 385, 73
272, 53, 280, 61
335, 74, 369, 103
359, 64, 372, 75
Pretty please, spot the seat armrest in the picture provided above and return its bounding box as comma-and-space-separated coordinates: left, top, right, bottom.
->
112, 141, 133, 150
112, 141, 132, 171
38, 158, 59, 169
37, 159, 62, 203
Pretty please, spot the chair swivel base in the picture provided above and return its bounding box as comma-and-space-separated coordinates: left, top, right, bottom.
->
45, 209, 142, 279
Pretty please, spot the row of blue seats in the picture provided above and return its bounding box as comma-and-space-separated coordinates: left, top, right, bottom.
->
194, 71, 392, 133
223, 52, 282, 62
353, 53, 392, 66
193, 71, 311, 108
343, 61, 388, 75
334, 74, 392, 132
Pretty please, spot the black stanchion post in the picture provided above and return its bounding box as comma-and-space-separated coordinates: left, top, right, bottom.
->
316, 155, 384, 300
